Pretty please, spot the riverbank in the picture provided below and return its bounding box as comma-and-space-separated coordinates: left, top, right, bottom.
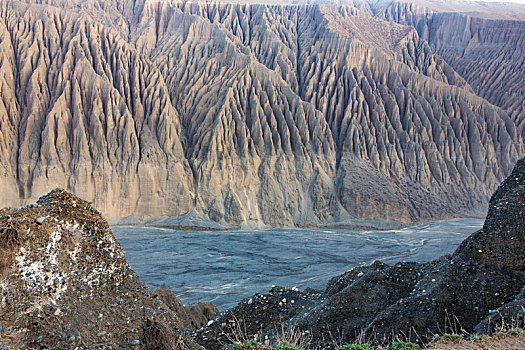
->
112, 212, 485, 233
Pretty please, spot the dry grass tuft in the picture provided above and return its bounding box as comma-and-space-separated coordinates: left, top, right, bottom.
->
0, 217, 25, 277
224, 312, 262, 346
273, 323, 312, 350
143, 317, 183, 350
0, 218, 24, 251
426, 330, 524, 349
223, 315, 312, 349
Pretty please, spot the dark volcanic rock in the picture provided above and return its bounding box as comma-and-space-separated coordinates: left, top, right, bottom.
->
0, 189, 201, 349
359, 260, 523, 344
324, 261, 389, 296
198, 159, 525, 348
195, 286, 323, 349
297, 261, 428, 346
455, 158, 525, 272
474, 286, 525, 334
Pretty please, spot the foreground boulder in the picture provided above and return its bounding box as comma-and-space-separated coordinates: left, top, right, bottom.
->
0, 189, 204, 349
196, 159, 525, 348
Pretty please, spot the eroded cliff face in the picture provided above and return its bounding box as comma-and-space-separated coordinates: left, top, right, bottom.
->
0, 0, 196, 220
368, 0, 525, 128
0, 0, 523, 226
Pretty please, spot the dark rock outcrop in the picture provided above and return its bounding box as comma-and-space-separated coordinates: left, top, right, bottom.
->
474, 285, 525, 334
455, 158, 525, 272
196, 286, 324, 349
197, 158, 525, 348
154, 288, 218, 329
0, 189, 206, 349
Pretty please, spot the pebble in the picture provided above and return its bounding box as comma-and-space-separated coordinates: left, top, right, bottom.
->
36, 217, 46, 225
97, 331, 106, 337
247, 298, 253, 305
130, 340, 140, 346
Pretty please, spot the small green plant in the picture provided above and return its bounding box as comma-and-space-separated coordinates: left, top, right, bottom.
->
233, 340, 262, 350
495, 326, 506, 336
389, 341, 420, 350
507, 328, 523, 335
338, 344, 372, 350
275, 342, 305, 350
273, 323, 310, 350
442, 333, 464, 341
472, 335, 491, 342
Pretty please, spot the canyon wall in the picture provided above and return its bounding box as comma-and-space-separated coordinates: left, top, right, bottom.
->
0, 0, 523, 226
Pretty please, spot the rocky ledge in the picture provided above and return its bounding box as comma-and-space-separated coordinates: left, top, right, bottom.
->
196, 159, 525, 349
0, 189, 215, 349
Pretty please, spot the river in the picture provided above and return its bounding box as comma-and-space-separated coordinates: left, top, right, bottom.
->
112, 218, 483, 310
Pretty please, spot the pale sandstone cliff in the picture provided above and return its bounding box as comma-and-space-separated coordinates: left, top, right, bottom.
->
367, 0, 525, 128
0, 0, 523, 226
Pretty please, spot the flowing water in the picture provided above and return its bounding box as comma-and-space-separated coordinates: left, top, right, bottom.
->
112, 218, 483, 310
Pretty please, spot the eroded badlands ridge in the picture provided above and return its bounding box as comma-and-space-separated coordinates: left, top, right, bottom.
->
367, 0, 525, 127
0, 0, 523, 226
